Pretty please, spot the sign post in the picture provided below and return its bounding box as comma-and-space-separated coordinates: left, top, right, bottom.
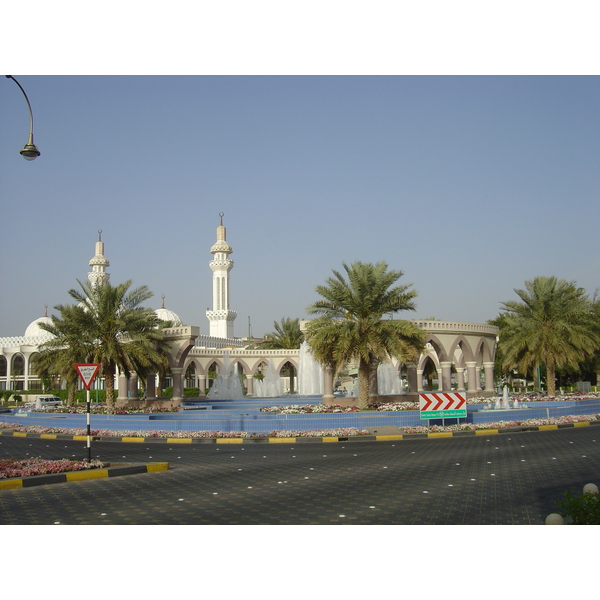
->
75, 364, 101, 462
419, 392, 467, 425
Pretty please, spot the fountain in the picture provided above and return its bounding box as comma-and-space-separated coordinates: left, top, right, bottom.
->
488, 385, 525, 410
377, 362, 407, 395
253, 359, 283, 398
207, 351, 244, 400
297, 341, 323, 396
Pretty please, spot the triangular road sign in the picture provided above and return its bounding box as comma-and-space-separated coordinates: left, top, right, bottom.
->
75, 364, 101, 390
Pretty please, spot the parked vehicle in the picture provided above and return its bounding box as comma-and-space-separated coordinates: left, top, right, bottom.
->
24, 395, 62, 409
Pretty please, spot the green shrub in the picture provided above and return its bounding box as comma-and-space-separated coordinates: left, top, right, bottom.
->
555, 491, 600, 524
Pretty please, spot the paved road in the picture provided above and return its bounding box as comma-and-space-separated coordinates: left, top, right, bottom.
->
1, 427, 598, 524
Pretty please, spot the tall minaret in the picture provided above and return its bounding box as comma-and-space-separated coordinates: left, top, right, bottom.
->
88, 229, 110, 288
206, 213, 237, 338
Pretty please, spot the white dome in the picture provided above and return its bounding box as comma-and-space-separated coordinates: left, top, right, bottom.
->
155, 307, 182, 327
24, 316, 54, 338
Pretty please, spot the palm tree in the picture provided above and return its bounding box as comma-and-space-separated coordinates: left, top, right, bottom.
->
261, 318, 304, 349
38, 280, 170, 410
33, 304, 95, 405
499, 276, 600, 397
305, 261, 425, 409
261, 317, 304, 393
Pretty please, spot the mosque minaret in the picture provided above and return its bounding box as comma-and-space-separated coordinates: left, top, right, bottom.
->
206, 213, 237, 338
88, 229, 110, 288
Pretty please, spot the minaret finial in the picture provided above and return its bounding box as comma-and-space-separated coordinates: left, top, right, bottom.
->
98, 229, 102, 241
219, 212, 224, 226
161, 294, 166, 308
44, 304, 48, 317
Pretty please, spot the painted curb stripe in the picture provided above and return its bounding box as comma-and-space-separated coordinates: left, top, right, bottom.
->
1, 419, 598, 446
0, 463, 170, 491
146, 463, 169, 472
0, 479, 23, 490
66, 469, 110, 481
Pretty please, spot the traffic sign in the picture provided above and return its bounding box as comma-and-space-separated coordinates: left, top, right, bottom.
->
75, 364, 101, 390
420, 392, 467, 419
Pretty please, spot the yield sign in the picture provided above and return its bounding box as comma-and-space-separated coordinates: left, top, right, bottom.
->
75, 364, 101, 390
419, 392, 467, 419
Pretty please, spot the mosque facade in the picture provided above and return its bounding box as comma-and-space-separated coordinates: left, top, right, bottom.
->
0, 217, 499, 404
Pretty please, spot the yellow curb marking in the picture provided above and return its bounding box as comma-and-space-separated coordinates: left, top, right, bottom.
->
539, 424, 558, 430
0, 479, 23, 490
267, 438, 295, 443
40, 434, 57, 439
375, 435, 404, 441
13, 432, 27, 437
574, 422, 590, 427
427, 432, 453, 438
476, 429, 498, 435
216, 438, 244, 444
121, 437, 145, 442
147, 462, 170, 472
72, 435, 88, 441
322, 437, 339, 443
66, 469, 109, 481
166, 438, 192, 444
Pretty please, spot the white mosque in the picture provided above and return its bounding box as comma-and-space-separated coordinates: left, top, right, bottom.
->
0, 216, 499, 407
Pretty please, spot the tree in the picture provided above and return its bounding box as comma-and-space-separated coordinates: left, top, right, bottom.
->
305, 261, 425, 409
34, 304, 95, 405
499, 276, 600, 397
261, 317, 304, 394
37, 280, 170, 411
261, 317, 304, 349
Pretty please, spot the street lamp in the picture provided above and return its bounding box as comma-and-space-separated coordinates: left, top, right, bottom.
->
5, 75, 41, 160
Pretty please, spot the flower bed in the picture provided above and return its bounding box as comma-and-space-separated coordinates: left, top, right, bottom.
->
260, 404, 359, 414
399, 413, 599, 434
0, 457, 107, 479
0, 422, 369, 439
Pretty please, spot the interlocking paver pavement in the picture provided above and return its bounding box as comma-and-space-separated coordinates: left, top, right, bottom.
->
1, 427, 598, 524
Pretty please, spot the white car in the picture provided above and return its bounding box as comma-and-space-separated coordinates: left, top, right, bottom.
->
25, 396, 63, 409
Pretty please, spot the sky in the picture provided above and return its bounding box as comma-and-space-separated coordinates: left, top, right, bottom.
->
3, 74, 600, 338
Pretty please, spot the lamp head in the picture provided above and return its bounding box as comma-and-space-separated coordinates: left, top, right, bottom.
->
20, 142, 41, 161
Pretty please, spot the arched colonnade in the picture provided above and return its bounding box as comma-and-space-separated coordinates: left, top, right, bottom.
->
129, 321, 499, 405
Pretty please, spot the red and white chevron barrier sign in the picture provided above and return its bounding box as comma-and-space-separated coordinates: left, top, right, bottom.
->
419, 392, 467, 419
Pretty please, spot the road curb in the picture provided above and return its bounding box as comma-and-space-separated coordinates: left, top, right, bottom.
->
0, 462, 170, 491
1, 420, 598, 445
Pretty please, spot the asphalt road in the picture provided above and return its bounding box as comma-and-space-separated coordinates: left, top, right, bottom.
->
1, 427, 598, 525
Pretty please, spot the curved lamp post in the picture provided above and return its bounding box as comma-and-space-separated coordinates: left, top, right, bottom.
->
5, 75, 41, 160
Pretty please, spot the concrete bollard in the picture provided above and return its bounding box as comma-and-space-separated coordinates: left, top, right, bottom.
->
545, 513, 565, 525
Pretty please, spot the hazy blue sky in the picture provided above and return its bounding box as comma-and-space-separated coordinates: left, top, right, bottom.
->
2, 75, 600, 338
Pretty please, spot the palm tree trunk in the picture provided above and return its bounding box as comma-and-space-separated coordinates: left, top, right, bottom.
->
546, 360, 556, 397
67, 385, 75, 406
104, 363, 115, 411
358, 358, 371, 410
